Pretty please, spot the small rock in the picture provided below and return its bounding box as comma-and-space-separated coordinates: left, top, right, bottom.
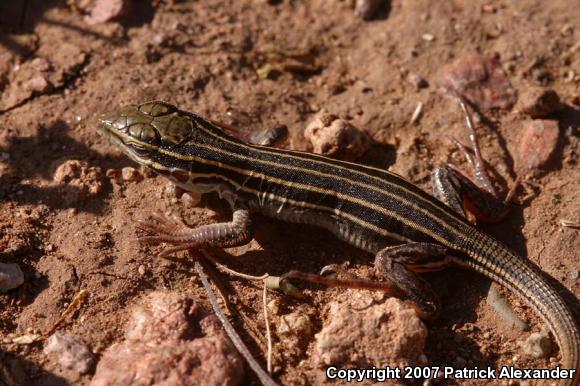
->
407, 72, 429, 89
180, 191, 202, 207
121, 166, 143, 182
314, 291, 427, 367
105, 168, 122, 181
30, 57, 51, 72
482, 4, 496, 13
267, 299, 280, 315
0, 263, 24, 292
23, 75, 51, 93
441, 52, 516, 110
44, 332, 95, 375
277, 311, 313, 338
354, 0, 382, 20
53, 160, 104, 203
91, 291, 244, 386
85, 0, 130, 25
28, 204, 49, 221
521, 330, 552, 359
515, 87, 563, 118
1, 152, 10, 160
137, 265, 146, 276
518, 120, 559, 172
276, 310, 314, 352
304, 112, 371, 161
421, 33, 435, 41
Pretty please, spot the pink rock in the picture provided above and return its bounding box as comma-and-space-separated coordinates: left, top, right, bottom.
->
44, 333, 95, 375
91, 291, 244, 386
315, 292, 427, 368
30, 57, 51, 72
441, 52, 516, 110
518, 120, 560, 171
0, 263, 24, 293
124, 291, 201, 343
24, 75, 51, 93
85, 0, 130, 25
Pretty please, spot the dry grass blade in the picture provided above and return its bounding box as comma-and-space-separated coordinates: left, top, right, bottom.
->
194, 261, 279, 386
263, 282, 273, 374
45, 289, 89, 336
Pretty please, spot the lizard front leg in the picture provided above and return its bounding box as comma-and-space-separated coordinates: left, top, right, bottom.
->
138, 208, 254, 259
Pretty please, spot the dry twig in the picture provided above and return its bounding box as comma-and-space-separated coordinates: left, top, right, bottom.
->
194, 261, 278, 386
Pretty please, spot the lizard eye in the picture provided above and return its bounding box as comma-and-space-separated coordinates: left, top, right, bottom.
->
127, 122, 160, 157
128, 123, 160, 145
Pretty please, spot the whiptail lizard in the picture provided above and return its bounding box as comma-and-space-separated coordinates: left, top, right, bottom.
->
97, 100, 579, 386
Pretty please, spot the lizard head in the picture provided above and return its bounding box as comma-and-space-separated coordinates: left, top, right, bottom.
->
96, 101, 197, 170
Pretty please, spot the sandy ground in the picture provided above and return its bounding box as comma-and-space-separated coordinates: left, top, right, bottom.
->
0, 0, 579, 385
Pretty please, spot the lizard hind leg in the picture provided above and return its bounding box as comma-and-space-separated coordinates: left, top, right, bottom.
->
431, 164, 527, 329
430, 97, 527, 330
374, 242, 450, 321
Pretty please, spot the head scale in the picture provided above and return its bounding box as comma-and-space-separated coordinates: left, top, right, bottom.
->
97, 101, 195, 169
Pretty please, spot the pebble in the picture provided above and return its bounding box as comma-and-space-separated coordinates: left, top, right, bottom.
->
482, 4, 496, 13
521, 330, 552, 359
277, 311, 313, 338
518, 120, 559, 172
30, 57, 51, 72
24, 75, 51, 93
180, 192, 202, 207
121, 167, 143, 182
407, 72, 429, 89
515, 87, 563, 118
421, 33, 435, 41
137, 265, 146, 276
0, 263, 24, 293
84, 0, 130, 25
267, 299, 280, 315
304, 112, 371, 161
441, 52, 516, 110
354, 0, 382, 20
105, 168, 122, 181
44, 332, 95, 375
563, 69, 576, 83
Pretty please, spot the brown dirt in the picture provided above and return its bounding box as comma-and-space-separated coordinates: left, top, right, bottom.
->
0, 1, 579, 385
